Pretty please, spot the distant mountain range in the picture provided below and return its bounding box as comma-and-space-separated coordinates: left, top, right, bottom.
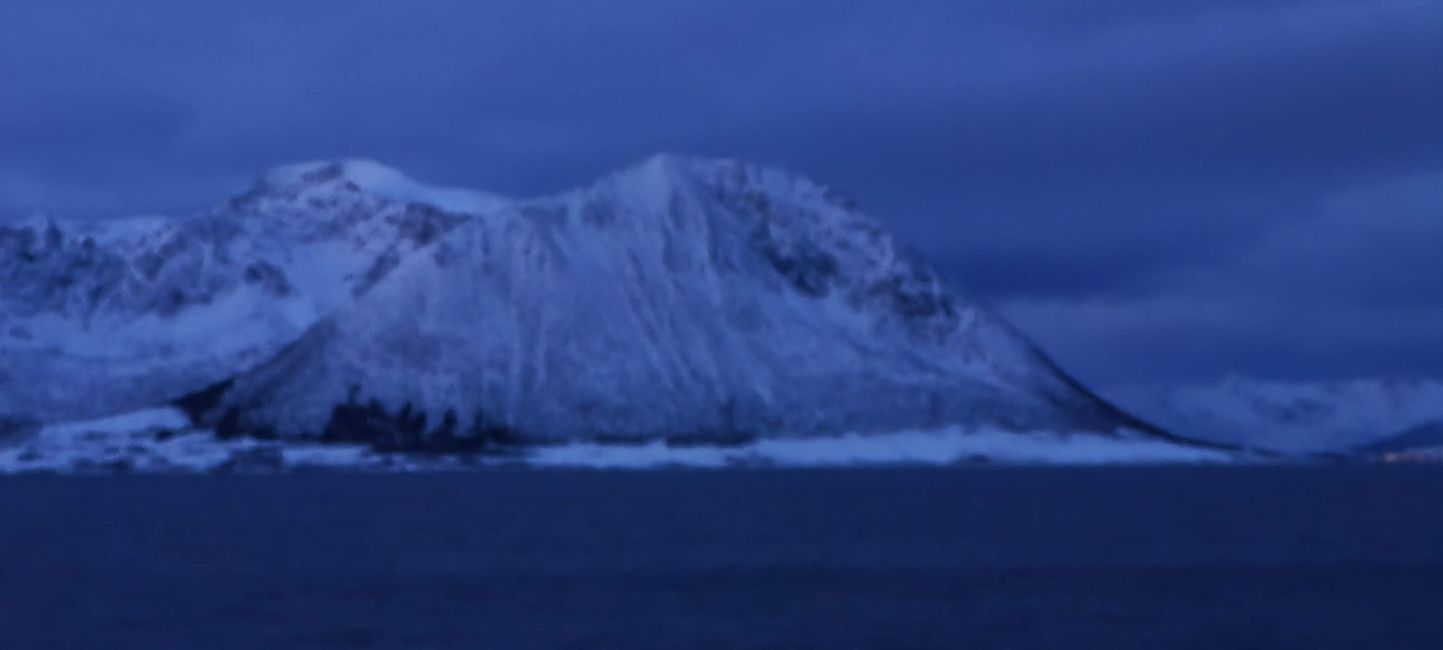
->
1, 155, 1180, 460
1109, 377, 1443, 454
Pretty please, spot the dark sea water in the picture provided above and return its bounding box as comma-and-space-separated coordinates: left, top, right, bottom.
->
3, 465, 1443, 649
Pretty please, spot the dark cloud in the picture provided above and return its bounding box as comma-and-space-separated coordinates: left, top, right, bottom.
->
0, 0, 1438, 383
1003, 171, 1443, 384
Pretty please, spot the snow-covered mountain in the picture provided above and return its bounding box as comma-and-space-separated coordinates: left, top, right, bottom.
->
4, 154, 1176, 456
0, 160, 498, 422
1108, 377, 1443, 453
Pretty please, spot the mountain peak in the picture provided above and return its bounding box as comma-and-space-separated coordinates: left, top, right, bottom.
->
596, 153, 860, 218
249, 159, 507, 215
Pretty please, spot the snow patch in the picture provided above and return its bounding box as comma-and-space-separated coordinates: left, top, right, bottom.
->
0, 408, 391, 474
528, 428, 1232, 469
39, 407, 190, 438
0, 407, 228, 473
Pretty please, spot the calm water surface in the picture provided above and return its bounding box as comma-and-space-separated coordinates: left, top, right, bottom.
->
3, 465, 1442, 649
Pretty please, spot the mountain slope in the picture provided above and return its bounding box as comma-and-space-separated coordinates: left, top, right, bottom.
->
192, 154, 1164, 445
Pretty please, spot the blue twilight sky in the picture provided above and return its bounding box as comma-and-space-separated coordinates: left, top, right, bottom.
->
1, 0, 1440, 387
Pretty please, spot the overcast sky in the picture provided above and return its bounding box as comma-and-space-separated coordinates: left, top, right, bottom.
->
2, 0, 1439, 387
